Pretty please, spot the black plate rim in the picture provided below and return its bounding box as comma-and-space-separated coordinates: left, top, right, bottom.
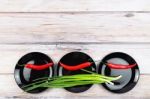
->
97, 52, 140, 93
14, 52, 55, 94
56, 51, 96, 93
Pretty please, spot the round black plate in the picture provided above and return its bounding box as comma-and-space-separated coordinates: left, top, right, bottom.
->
57, 52, 96, 93
98, 52, 140, 93
14, 52, 54, 93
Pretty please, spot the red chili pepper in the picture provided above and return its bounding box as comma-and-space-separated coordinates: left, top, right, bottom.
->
59, 62, 92, 71
25, 63, 53, 70
106, 63, 137, 69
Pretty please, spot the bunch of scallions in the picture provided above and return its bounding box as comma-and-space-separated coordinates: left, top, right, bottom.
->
22, 69, 121, 92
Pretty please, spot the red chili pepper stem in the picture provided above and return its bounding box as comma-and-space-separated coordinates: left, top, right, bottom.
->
17, 64, 25, 67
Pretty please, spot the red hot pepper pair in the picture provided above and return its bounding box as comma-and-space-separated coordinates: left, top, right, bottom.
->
59, 62, 136, 71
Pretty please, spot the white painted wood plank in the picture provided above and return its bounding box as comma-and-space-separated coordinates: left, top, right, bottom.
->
0, 74, 149, 98
0, 13, 150, 43
0, 0, 149, 12
0, 44, 149, 74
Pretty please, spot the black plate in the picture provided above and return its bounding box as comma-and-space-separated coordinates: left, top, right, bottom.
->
98, 52, 140, 93
57, 52, 96, 93
14, 52, 54, 93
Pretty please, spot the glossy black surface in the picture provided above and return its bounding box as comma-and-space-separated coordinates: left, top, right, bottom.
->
57, 52, 96, 93
14, 52, 54, 93
98, 52, 140, 93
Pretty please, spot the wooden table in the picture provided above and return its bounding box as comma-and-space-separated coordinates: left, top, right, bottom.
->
0, 0, 150, 98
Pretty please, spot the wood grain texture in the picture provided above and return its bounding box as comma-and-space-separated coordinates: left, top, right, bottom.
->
0, 13, 150, 44
0, 0, 150, 12
0, 0, 149, 98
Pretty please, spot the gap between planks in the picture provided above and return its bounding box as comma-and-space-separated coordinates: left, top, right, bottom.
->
1, 42, 150, 45
0, 11, 149, 14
